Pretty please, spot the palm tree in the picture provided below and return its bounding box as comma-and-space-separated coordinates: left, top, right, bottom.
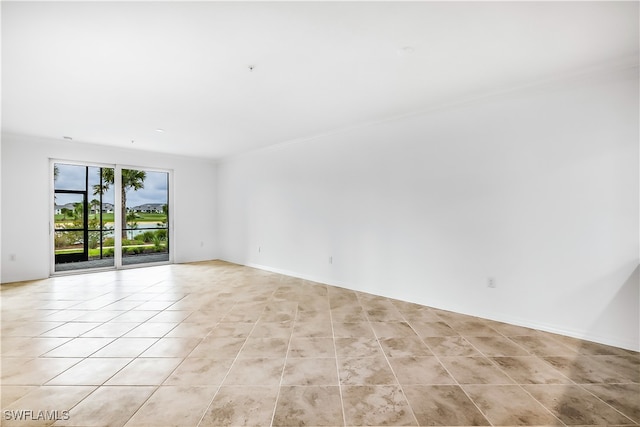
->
93, 168, 146, 238
90, 198, 101, 216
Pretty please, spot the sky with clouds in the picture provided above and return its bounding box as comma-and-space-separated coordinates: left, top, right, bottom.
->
54, 163, 168, 208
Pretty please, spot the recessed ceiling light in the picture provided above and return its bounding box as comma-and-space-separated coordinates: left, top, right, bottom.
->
155, 129, 165, 133
63, 136, 73, 141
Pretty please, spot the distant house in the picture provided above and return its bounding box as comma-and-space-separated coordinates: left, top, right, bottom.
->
131, 203, 164, 213
54, 203, 76, 215
101, 203, 114, 214
56, 202, 114, 215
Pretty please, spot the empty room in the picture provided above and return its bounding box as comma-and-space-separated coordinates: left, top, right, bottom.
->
1, 1, 638, 426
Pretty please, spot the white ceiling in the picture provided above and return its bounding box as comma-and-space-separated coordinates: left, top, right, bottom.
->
2, 1, 638, 159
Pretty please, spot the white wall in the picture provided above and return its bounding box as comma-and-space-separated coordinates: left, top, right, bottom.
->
217, 66, 639, 351
0, 134, 218, 283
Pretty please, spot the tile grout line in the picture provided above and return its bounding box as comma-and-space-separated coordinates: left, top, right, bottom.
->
268, 292, 299, 427
491, 327, 638, 424
406, 313, 496, 427
327, 286, 348, 427
195, 299, 264, 427
447, 321, 568, 427
357, 294, 421, 427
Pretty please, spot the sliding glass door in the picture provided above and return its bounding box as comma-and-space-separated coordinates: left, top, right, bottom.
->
52, 161, 170, 273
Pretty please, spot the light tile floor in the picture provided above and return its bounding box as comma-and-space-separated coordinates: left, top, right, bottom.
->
1, 260, 638, 426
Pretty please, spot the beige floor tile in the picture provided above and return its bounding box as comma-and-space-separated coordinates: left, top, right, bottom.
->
91, 337, 158, 357
423, 336, 483, 357
0, 385, 36, 407
2, 321, 65, 337
379, 336, 433, 358
403, 385, 490, 426
249, 321, 294, 339
221, 305, 264, 323
448, 320, 501, 337
273, 385, 343, 427
331, 307, 367, 323
331, 322, 376, 339
1, 337, 72, 357
440, 356, 515, 384
201, 385, 279, 426
47, 358, 131, 385
491, 356, 572, 384
125, 385, 217, 426
111, 310, 160, 323
72, 311, 123, 323
464, 384, 563, 425
43, 338, 114, 358
465, 335, 530, 357
387, 356, 455, 385
140, 337, 201, 357
296, 310, 331, 323
335, 337, 383, 358
396, 306, 442, 323
146, 310, 193, 323
239, 337, 289, 358
582, 383, 640, 423
122, 322, 178, 338
208, 323, 254, 339
510, 335, 578, 356
105, 357, 182, 385
80, 322, 139, 338
282, 358, 339, 386
554, 335, 634, 356
370, 321, 417, 338
3, 261, 637, 427
409, 321, 459, 337
365, 307, 405, 322
338, 356, 397, 385
40, 322, 102, 338
341, 385, 416, 426
491, 322, 542, 336
188, 336, 246, 358
543, 355, 640, 384
135, 300, 175, 311
223, 358, 285, 385
524, 384, 636, 425
261, 302, 298, 322
43, 310, 90, 322
1, 358, 82, 385
288, 337, 335, 358
54, 385, 155, 426
2, 386, 96, 427
164, 321, 215, 337
291, 319, 334, 338
164, 357, 234, 386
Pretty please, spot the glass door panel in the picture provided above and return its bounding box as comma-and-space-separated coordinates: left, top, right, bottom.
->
121, 169, 169, 266
53, 163, 115, 272
54, 192, 86, 264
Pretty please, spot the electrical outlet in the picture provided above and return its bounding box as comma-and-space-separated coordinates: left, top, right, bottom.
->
258, 246, 261, 253
329, 256, 333, 264
487, 277, 496, 288
9, 254, 16, 261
